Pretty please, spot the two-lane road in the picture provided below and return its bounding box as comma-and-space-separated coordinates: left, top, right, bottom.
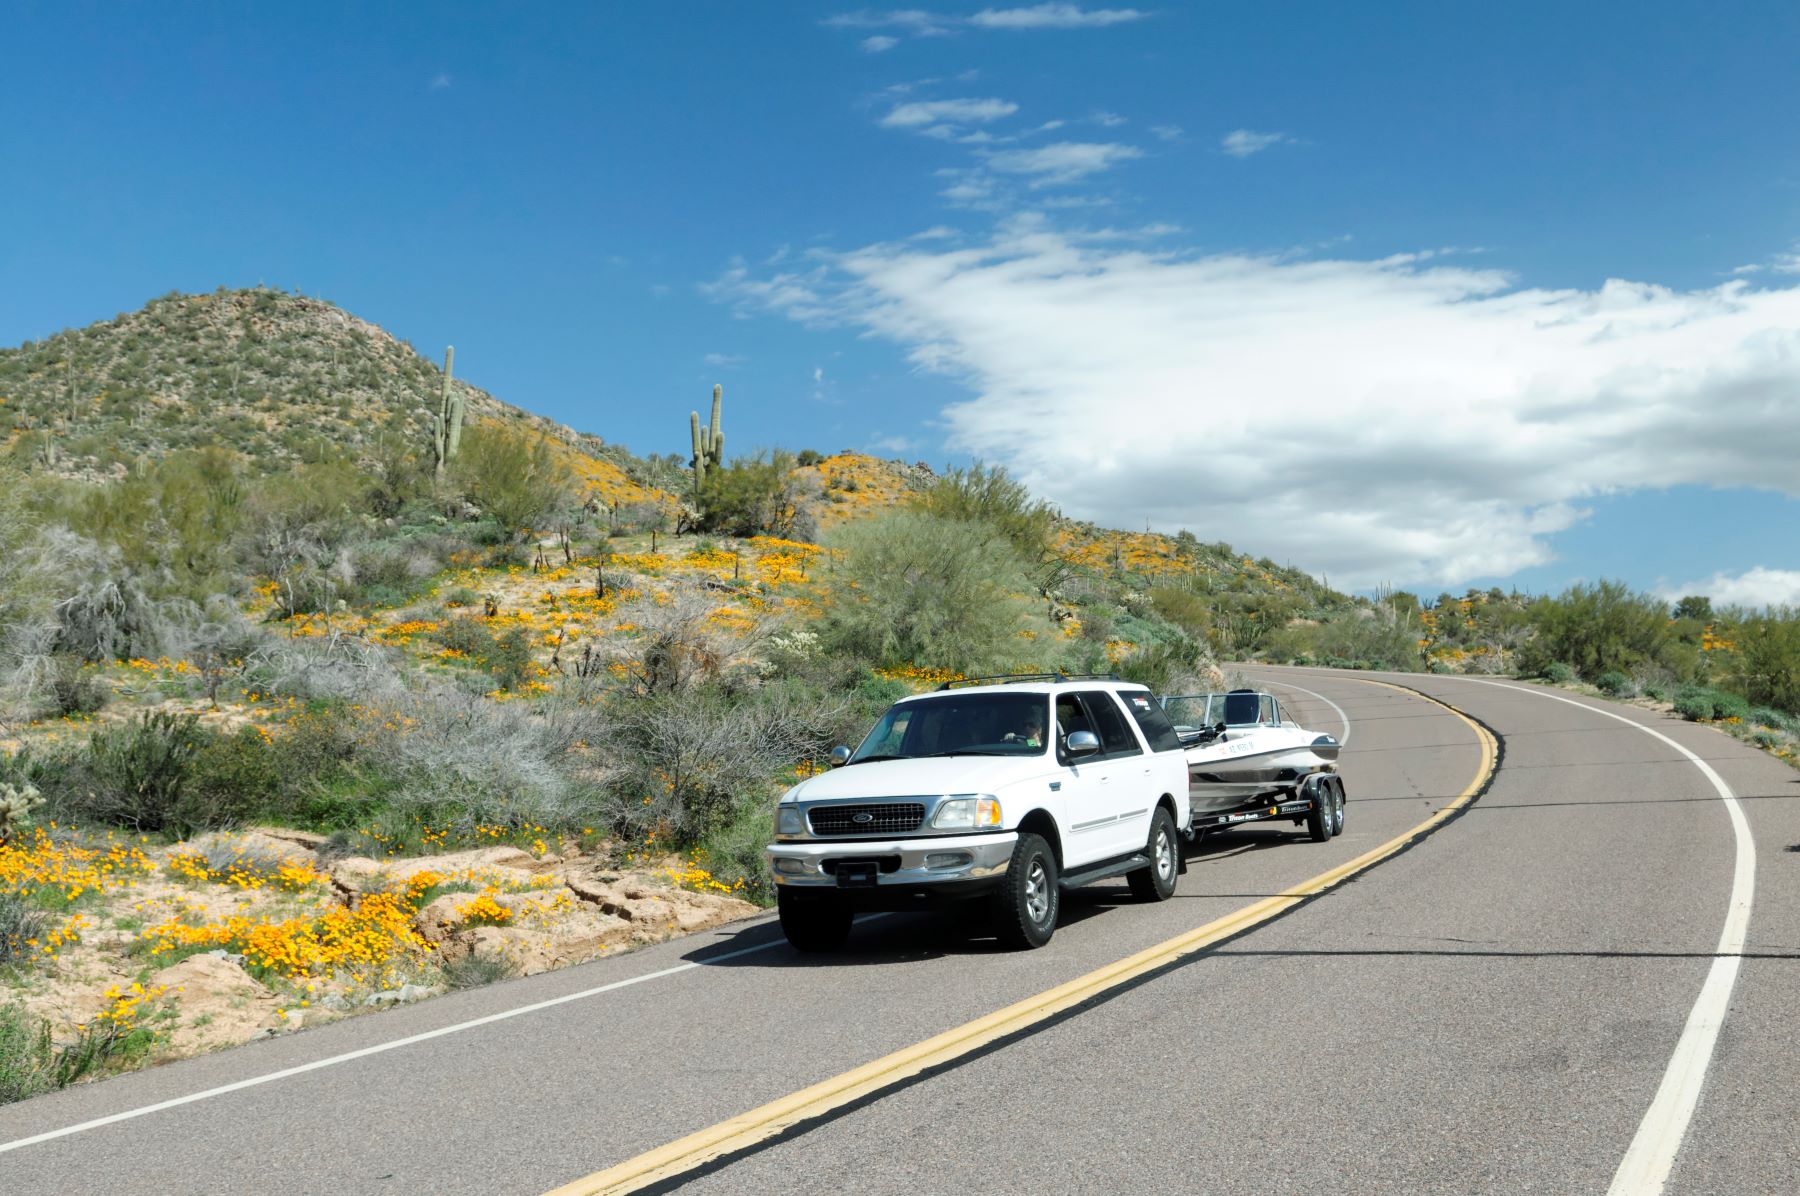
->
1, 669, 1793, 1194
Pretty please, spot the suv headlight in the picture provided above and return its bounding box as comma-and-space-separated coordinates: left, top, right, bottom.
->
775, 805, 805, 836
931, 795, 1002, 831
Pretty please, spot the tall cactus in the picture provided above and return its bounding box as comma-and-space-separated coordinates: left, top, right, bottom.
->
433, 345, 463, 479
689, 383, 725, 501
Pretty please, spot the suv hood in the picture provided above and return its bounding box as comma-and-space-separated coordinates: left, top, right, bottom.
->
791, 755, 1049, 801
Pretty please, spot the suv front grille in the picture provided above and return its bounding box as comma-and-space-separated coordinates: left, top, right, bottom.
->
808, 802, 927, 836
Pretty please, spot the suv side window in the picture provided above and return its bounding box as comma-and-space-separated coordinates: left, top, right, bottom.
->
1054, 694, 1090, 746
1078, 691, 1142, 758
1119, 689, 1182, 752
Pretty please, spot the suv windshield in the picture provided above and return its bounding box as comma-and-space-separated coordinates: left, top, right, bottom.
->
851, 692, 1051, 762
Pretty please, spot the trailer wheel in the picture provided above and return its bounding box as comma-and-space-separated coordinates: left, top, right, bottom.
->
1305, 782, 1333, 842
1329, 778, 1347, 837
1127, 808, 1180, 903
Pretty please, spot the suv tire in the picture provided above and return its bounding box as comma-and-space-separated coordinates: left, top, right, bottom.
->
778, 890, 853, 952
993, 833, 1059, 950
1127, 807, 1180, 903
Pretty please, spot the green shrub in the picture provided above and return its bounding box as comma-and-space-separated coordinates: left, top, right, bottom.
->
0, 892, 51, 969
43, 655, 108, 718
1748, 706, 1793, 732
1543, 662, 1576, 684
795, 449, 824, 468
1673, 686, 1750, 722
1595, 671, 1634, 697
83, 712, 208, 834
441, 950, 518, 990
697, 453, 802, 538
821, 511, 1031, 674
184, 728, 283, 829
0, 1003, 124, 1105
1522, 581, 1672, 679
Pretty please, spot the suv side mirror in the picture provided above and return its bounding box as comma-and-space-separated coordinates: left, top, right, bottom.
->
828, 745, 852, 767
1066, 730, 1101, 755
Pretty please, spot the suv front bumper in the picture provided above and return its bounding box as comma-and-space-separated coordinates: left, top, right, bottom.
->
766, 831, 1017, 896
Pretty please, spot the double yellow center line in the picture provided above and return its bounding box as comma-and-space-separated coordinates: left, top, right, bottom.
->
550, 680, 1497, 1195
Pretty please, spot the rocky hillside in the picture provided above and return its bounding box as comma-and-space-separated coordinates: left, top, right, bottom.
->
0, 287, 611, 481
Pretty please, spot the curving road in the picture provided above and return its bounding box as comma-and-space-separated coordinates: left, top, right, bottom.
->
1, 668, 1795, 1194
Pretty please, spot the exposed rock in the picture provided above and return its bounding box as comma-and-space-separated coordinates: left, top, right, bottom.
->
446, 908, 636, 976
328, 856, 386, 895
381, 845, 551, 880
563, 871, 756, 935
248, 826, 328, 851
179, 830, 315, 867
413, 887, 574, 944
151, 953, 279, 1056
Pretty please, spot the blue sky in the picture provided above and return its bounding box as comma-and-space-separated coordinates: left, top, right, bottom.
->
3, 2, 1799, 601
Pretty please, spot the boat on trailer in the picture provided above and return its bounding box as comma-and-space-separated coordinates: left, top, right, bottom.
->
1159, 689, 1347, 840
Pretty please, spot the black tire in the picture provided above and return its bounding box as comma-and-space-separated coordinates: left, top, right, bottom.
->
992, 833, 1059, 950
1328, 778, 1347, 837
1305, 781, 1332, 842
1127, 807, 1180, 903
777, 889, 853, 952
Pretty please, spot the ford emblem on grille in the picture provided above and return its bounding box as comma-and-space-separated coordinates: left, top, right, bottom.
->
851, 812, 874, 824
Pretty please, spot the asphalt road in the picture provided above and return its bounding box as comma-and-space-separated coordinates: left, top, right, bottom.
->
2, 668, 1795, 1194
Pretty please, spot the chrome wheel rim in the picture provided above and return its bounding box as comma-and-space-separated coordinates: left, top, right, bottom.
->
1024, 859, 1052, 925
1154, 826, 1175, 882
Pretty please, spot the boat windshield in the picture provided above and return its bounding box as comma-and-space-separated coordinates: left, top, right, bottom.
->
850, 692, 1051, 762
1161, 692, 1275, 729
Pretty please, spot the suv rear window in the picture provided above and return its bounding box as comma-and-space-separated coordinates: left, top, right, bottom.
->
1119, 689, 1182, 752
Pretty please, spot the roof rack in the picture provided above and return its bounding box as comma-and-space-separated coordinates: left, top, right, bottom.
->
936, 672, 1122, 691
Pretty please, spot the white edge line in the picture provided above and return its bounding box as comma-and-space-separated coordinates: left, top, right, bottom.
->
0, 931, 790, 1155
1462, 679, 1754, 1196
1257, 678, 1353, 745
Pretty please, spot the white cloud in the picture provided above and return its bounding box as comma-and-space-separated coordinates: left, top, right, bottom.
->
985, 141, 1141, 184
1088, 110, 1127, 127
1661, 568, 1800, 610
1150, 123, 1182, 141
968, 4, 1148, 28
429, 73, 453, 90
714, 221, 1800, 589
1221, 129, 1289, 157
882, 97, 1020, 128
704, 352, 745, 367
825, 5, 1145, 44
824, 10, 952, 34
870, 434, 920, 453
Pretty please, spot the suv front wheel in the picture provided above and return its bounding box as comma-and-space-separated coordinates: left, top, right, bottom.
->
993, 833, 1059, 950
778, 890, 853, 952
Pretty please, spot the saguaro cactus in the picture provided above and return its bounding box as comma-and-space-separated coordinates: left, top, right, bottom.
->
433, 346, 464, 479
689, 383, 725, 500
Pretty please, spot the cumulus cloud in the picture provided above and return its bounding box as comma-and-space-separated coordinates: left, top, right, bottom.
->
1661, 568, 1800, 610
985, 141, 1142, 184
862, 35, 901, 51
1221, 129, 1289, 157
882, 97, 1020, 128
713, 221, 1800, 588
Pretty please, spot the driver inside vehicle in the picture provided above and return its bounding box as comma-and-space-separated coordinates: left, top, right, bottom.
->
1003, 710, 1045, 748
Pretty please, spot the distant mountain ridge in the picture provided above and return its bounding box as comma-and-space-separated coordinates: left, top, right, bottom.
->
0, 287, 604, 480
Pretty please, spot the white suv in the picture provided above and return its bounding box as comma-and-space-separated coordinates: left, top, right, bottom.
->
766, 675, 1191, 950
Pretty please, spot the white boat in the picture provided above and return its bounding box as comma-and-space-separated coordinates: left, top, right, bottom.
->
1161, 690, 1342, 815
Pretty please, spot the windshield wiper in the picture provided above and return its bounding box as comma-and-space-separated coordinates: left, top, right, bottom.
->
920, 750, 1011, 758
846, 753, 905, 765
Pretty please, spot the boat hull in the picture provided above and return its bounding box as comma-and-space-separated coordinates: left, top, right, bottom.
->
1184, 732, 1340, 812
